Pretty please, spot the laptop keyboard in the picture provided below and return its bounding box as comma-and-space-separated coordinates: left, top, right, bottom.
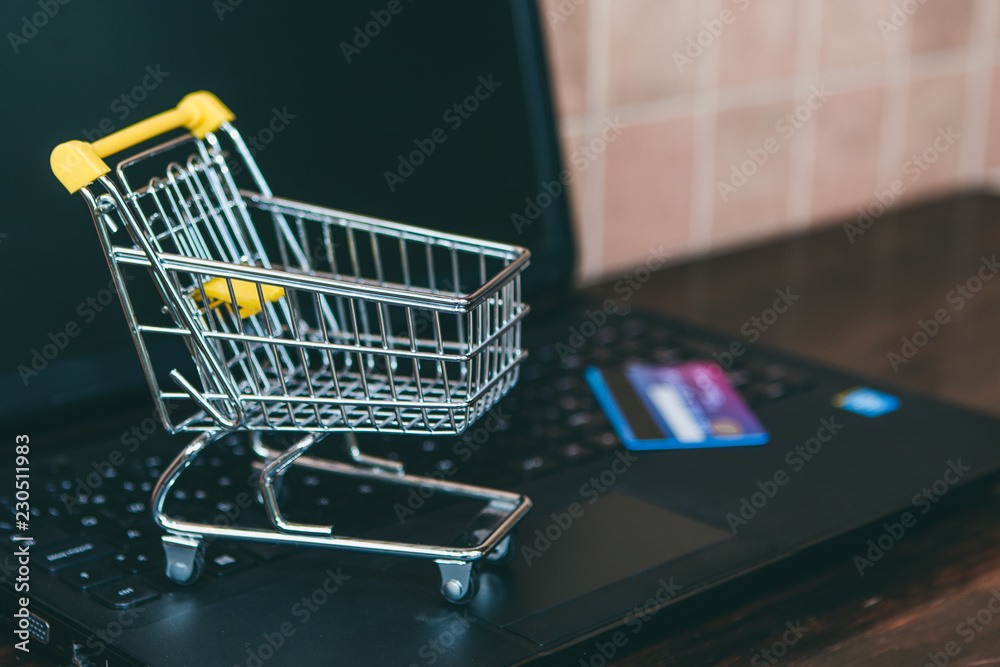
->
357, 314, 815, 488
0, 309, 816, 613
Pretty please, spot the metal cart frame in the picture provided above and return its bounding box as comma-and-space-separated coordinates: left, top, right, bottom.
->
51, 92, 532, 603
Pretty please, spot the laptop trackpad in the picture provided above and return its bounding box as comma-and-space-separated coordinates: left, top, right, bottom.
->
474, 492, 731, 626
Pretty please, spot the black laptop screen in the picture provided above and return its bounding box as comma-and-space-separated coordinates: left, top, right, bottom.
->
0, 0, 573, 422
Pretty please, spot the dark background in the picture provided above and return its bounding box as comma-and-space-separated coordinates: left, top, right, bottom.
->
0, 0, 572, 425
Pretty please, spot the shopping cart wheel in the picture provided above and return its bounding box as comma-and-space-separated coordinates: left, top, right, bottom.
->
162, 534, 206, 585
436, 560, 479, 605
485, 533, 516, 565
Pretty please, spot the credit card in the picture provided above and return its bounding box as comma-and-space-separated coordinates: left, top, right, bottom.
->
585, 361, 770, 450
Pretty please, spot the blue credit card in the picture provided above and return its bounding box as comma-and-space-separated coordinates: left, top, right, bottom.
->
586, 361, 770, 451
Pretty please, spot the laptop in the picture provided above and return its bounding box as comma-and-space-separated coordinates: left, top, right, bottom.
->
3, 1, 1000, 665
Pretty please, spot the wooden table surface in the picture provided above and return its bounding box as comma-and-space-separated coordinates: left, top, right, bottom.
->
5, 192, 1000, 666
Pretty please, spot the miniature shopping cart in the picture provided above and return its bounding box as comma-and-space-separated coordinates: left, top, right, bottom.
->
50, 92, 531, 603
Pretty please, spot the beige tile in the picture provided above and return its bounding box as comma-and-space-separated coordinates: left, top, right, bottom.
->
900, 74, 965, 201
811, 86, 884, 224
820, 0, 897, 71
602, 118, 694, 274
712, 102, 794, 247
608, 0, 701, 107
986, 68, 1000, 170
911, 0, 974, 54
540, 0, 589, 116
718, 0, 798, 87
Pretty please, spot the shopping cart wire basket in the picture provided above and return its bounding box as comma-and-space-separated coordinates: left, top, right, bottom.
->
51, 91, 532, 603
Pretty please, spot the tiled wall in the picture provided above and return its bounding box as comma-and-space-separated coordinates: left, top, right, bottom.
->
541, 0, 1000, 281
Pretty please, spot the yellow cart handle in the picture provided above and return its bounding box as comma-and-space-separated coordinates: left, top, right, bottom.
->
51, 91, 234, 193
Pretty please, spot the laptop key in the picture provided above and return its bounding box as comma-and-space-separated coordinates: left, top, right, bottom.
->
98, 525, 152, 550
205, 548, 255, 577
6, 523, 70, 547
762, 382, 787, 400
89, 578, 160, 609
58, 560, 123, 591
678, 339, 720, 359
652, 347, 683, 364
511, 454, 561, 478
124, 500, 147, 514
622, 318, 648, 337
743, 381, 786, 406
66, 513, 113, 537
554, 375, 582, 392
34, 504, 66, 523
618, 338, 644, 355
726, 368, 752, 388
112, 542, 163, 574
589, 348, 612, 362
545, 424, 570, 441
554, 442, 599, 465
586, 431, 619, 452
32, 539, 112, 572
523, 364, 546, 382
761, 363, 788, 381
98, 507, 140, 528
783, 369, 815, 393
241, 541, 299, 562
